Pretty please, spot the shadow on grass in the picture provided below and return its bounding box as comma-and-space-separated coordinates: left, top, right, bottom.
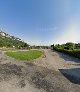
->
59, 68, 80, 84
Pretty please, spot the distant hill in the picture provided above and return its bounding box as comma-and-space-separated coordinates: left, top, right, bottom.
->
0, 31, 29, 49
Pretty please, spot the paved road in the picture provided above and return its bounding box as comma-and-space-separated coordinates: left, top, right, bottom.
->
0, 49, 80, 92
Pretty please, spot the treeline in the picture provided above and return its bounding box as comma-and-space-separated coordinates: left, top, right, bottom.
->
51, 42, 80, 59
30, 45, 50, 49
0, 32, 29, 49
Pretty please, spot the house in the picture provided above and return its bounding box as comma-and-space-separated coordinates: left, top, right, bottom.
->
0, 32, 6, 37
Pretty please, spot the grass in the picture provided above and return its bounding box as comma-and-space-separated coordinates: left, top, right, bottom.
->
5, 50, 43, 60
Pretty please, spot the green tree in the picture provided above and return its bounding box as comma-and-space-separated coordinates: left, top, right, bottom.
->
0, 32, 29, 49
65, 42, 75, 50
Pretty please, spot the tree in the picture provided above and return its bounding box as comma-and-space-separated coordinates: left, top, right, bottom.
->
65, 42, 75, 50
55, 44, 61, 49
0, 31, 29, 49
51, 44, 54, 50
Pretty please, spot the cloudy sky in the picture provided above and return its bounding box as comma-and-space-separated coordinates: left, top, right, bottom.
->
0, 0, 80, 45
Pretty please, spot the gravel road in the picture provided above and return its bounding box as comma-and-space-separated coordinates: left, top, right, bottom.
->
0, 49, 80, 92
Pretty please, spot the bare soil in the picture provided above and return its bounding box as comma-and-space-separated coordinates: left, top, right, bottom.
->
0, 49, 80, 92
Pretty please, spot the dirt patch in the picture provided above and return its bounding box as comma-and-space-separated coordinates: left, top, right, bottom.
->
0, 62, 73, 92
0, 49, 80, 92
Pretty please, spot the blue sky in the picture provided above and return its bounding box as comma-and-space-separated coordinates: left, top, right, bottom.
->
0, 0, 80, 45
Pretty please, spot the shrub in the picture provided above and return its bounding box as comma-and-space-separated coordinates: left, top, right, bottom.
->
53, 47, 80, 59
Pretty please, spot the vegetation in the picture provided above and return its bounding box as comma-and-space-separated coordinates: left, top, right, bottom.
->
0, 31, 29, 49
51, 42, 80, 59
5, 50, 43, 60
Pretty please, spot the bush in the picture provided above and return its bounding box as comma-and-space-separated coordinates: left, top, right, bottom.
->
53, 47, 80, 59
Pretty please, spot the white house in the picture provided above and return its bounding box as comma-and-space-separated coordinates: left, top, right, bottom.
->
0, 32, 6, 37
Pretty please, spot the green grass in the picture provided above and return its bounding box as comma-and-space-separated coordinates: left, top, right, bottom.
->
5, 50, 43, 60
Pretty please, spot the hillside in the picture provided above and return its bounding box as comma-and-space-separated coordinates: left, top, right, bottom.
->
0, 31, 29, 49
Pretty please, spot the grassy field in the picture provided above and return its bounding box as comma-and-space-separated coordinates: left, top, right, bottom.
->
5, 50, 43, 60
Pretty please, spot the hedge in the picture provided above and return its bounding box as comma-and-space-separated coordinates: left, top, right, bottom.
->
53, 48, 80, 59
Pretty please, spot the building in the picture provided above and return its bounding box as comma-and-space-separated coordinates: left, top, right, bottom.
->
0, 32, 6, 37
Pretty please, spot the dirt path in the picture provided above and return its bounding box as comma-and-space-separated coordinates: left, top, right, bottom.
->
35, 49, 80, 84
35, 49, 80, 70
0, 49, 80, 92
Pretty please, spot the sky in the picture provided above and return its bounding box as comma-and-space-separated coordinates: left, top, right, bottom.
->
0, 0, 80, 45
